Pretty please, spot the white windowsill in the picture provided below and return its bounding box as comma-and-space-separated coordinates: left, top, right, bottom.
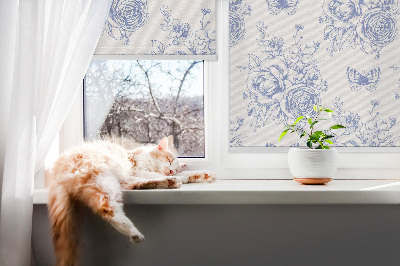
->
33, 180, 400, 205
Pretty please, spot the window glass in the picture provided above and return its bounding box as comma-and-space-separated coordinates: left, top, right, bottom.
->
84, 60, 204, 158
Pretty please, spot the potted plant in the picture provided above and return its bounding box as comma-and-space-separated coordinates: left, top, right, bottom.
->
278, 105, 345, 185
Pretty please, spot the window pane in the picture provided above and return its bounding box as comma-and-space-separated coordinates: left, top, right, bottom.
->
84, 60, 204, 158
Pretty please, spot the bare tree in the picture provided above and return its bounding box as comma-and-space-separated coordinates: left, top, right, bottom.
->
85, 60, 204, 157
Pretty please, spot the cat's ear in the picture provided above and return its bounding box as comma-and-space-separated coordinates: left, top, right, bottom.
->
157, 137, 168, 151
167, 135, 178, 155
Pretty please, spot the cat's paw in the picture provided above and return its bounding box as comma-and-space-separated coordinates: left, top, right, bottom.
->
130, 232, 145, 243
203, 171, 217, 183
177, 163, 187, 173
166, 177, 182, 189
187, 171, 217, 183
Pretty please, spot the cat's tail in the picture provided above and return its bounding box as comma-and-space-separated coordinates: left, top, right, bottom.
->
48, 183, 78, 266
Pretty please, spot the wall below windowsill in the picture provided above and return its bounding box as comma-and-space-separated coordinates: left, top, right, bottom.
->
33, 179, 400, 205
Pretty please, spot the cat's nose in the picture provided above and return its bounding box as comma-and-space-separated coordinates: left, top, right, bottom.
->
169, 170, 173, 175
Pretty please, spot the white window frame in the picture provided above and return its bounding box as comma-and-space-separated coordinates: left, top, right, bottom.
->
58, 0, 400, 181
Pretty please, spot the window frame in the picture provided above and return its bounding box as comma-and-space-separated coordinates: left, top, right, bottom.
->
58, 0, 400, 181
217, 0, 400, 177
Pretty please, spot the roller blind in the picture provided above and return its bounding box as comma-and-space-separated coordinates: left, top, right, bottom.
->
229, 0, 400, 148
95, 0, 216, 59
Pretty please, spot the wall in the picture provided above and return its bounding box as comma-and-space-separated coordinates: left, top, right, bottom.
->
32, 204, 400, 266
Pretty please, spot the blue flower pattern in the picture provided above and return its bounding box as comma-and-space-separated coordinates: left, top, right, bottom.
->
238, 24, 327, 132
152, 6, 216, 55
230, 0, 400, 147
332, 98, 399, 146
230, 0, 252, 47
230, 117, 246, 146
320, 0, 399, 59
391, 65, 400, 99
266, 0, 299, 15
105, 0, 149, 45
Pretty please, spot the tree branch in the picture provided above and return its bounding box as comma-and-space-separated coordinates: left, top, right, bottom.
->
136, 60, 162, 115
174, 60, 202, 115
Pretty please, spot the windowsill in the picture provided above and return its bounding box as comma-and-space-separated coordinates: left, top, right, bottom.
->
33, 179, 400, 205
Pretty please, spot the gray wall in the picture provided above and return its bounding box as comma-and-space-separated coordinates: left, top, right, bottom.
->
32, 205, 400, 266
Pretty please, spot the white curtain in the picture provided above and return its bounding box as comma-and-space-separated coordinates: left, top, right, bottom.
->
0, 0, 113, 265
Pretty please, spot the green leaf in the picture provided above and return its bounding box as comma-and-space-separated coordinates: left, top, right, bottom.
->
308, 118, 313, 125
278, 129, 289, 141
310, 121, 319, 128
323, 146, 330, 149
313, 105, 318, 112
316, 145, 323, 149
330, 124, 345, 129
300, 132, 306, 138
325, 139, 333, 144
293, 116, 304, 125
314, 131, 324, 137
324, 109, 333, 113
306, 140, 313, 148
322, 135, 334, 140
310, 132, 322, 141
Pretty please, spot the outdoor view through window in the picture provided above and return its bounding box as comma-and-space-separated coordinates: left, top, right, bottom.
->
84, 60, 204, 158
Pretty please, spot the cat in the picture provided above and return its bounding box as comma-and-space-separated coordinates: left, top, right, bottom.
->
48, 137, 216, 266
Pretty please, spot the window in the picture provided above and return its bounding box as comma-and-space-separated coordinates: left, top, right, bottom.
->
229, 0, 400, 150
83, 60, 205, 158
55, 0, 400, 182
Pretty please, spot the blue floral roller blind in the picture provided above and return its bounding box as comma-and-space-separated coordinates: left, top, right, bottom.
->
230, 0, 400, 147
95, 0, 216, 59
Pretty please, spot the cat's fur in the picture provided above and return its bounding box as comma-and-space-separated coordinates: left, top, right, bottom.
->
48, 137, 216, 266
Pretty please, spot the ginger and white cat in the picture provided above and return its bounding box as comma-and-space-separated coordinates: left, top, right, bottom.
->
48, 137, 216, 266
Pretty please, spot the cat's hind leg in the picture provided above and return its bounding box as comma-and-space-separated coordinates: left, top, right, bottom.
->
75, 172, 144, 242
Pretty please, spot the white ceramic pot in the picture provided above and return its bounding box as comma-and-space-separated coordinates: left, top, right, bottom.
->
288, 148, 338, 184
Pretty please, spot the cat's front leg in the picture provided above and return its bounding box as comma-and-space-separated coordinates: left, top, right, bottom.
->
176, 171, 217, 184
132, 170, 166, 179
122, 176, 182, 189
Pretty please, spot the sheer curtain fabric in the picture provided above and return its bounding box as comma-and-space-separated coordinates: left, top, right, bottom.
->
0, 0, 112, 265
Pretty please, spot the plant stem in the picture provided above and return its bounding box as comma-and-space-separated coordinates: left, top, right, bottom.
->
310, 108, 322, 135
293, 125, 310, 138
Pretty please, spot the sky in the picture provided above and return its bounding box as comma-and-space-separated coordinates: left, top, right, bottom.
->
89, 60, 204, 98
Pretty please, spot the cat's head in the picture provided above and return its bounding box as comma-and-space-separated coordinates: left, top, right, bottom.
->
149, 137, 179, 176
